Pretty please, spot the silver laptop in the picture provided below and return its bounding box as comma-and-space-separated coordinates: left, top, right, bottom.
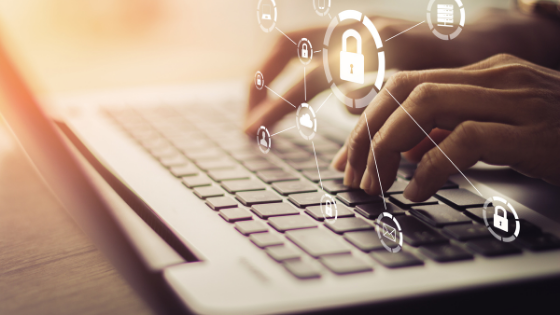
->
2, 29, 560, 315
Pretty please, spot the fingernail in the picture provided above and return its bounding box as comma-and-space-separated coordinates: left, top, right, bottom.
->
343, 162, 354, 187
331, 146, 346, 171
360, 168, 372, 192
404, 179, 419, 200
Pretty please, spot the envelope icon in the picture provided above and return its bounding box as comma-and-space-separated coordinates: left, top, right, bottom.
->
382, 223, 396, 242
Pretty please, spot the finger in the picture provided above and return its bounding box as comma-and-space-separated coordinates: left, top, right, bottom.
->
402, 129, 450, 163
404, 121, 528, 201
244, 66, 328, 135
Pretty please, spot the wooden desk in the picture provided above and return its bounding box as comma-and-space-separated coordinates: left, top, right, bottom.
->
0, 122, 153, 315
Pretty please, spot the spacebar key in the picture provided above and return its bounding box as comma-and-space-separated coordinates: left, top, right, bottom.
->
286, 229, 351, 258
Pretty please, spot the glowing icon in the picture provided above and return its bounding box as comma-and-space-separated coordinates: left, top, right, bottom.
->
493, 206, 509, 232
261, 4, 271, 20
318, 0, 325, 10
299, 113, 313, 129
437, 4, 454, 27
340, 29, 364, 84
254, 71, 264, 90
301, 43, 308, 58
325, 200, 333, 216
296, 103, 317, 140
382, 223, 397, 242
256, 126, 271, 154
320, 194, 337, 223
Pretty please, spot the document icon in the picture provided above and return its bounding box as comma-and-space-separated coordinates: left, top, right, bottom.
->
382, 223, 396, 242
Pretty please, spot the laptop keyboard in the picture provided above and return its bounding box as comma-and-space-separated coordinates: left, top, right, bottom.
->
104, 104, 560, 279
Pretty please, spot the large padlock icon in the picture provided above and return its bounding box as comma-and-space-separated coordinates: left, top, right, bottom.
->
340, 29, 364, 84
256, 74, 262, 86
493, 206, 508, 232
302, 43, 308, 58
325, 200, 333, 217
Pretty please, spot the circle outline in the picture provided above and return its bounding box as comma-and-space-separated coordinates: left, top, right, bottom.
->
295, 103, 317, 140
297, 38, 313, 65
254, 71, 264, 90
376, 212, 403, 253
320, 194, 338, 224
312, 0, 331, 17
482, 196, 520, 242
426, 0, 465, 40
256, 126, 271, 154
256, 0, 277, 33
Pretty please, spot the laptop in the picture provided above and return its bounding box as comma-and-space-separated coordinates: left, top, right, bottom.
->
1, 26, 560, 314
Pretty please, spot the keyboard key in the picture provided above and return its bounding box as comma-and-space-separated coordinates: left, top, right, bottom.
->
266, 246, 300, 262
243, 160, 281, 172
193, 186, 225, 199
160, 155, 189, 167
397, 164, 416, 180
369, 251, 424, 268
286, 228, 351, 257
464, 207, 497, 223
268, 215, 317, 232
236, 191, 282, 206
442, 224, 492, 241
305, 204, 355, 221
337, 191, 383, 206
398, 216, 449, 247
466, 239, 522, 257
169, 164, 199, 177
410, 204, 472, 227
182, 175, 212, 188
496, 219, 542, 237
221, 179, 266, 193
183, 148, 224, 160
205, 196, 238, 210
251, 203, 300, 219
257, 170, 298, 183
302, 169, 344, 182
196, 157, 237, 171
249, 233, 284, 248
325, 217, 374, 234
436, 188, 487, 209
320, 255, 372, 275
515, 233, 560, 251
323, 179, 358, 194
272, 180, 317, 195
208, 168, 251, 182
283, 260, 321, 279
230, 150, 264, 161
355, 203, 405, 219
420, 244, 473, 262
389, 194, 439, 209
386, 181, 409, 195
344, 231, 393, 252
218, 208, 253, 222
235, 220, 268, 235
150, 146, 179, 158
277, 151, 311, 161
288, 192, 324, 208
288, 160, 329, 171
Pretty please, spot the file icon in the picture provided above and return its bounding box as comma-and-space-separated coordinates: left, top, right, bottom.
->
382, 223, 396, 242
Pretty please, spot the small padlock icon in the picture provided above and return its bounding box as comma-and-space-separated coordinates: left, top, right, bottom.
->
340, 29, 364, 84
493, 206, 508, 232
256, 74, 262, 86
325, 200, 333, 217
302, 43, 308, 58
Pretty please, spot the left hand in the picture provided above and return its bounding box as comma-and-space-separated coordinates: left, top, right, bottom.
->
331, 53, 560, 201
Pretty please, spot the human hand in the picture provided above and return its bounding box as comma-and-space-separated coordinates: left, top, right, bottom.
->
331, 54, 560, 201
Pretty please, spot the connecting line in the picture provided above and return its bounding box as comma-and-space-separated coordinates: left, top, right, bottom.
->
315, 92, 333, 113
385, 89, 483, 197
276, 27, 297, 45
265, 85, 296, 108
271, 125, 295, 137
314, 50, 322, 53
385, 21, 425, 42
364, 117, 387, 210
312, 141, 324, 191
304, 67, 307, 101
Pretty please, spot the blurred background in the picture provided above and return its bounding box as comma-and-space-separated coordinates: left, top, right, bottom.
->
0, 0, 511, 98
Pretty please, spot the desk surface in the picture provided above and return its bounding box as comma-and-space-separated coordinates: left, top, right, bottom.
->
0, 122, 153, 315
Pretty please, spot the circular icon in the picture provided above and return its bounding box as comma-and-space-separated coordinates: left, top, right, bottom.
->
255, 71, 264, 90
257, 126, 271, 154
313, 0, 331, 17
256, 0, 277, 33
376, 212, 403, 253
426, 0, 465, 40
320, 194, 338, 224
297, 38, 313, 65
483, 196, 520, 242
323, 10, 385, 109
295, 103, 317, 140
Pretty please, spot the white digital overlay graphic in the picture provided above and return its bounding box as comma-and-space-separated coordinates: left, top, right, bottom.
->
340, 29, 365, 84
313, 0, 331, 17
320, 194, 338, 224
297, 38, 314, 65
257, 0, 277, 33
257, 126, 271, 154
255, 71, 264, 90
376, 212, 403, 253
483, 196, 520, 242
323, 10, 385, 108
296, 103, 317, 140
426, 0, 465, 40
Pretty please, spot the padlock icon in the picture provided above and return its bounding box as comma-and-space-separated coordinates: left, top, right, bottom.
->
302, 43, 308, 58
493, 206, 508, 232
256, 74, 262, 86
325, 200, 333, 217
340, 29, 364, 84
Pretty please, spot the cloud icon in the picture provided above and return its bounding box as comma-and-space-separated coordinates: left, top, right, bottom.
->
299, 113, 313, 129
